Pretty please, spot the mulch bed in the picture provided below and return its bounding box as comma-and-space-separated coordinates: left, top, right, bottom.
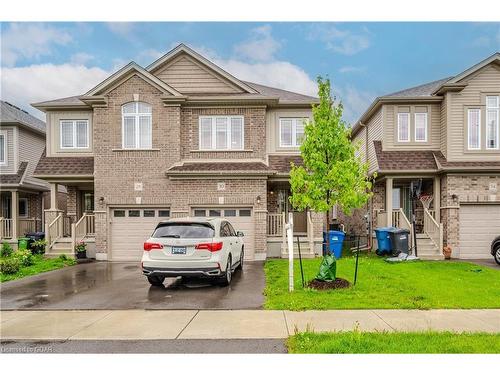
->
307, 277, 351, 290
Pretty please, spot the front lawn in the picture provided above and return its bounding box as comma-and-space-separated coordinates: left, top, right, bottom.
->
287, 331, 500, 354
1, 254, 76, 282
264, 253, 500, 310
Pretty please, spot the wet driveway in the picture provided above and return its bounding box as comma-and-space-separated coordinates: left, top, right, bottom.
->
0, 262, 265, 310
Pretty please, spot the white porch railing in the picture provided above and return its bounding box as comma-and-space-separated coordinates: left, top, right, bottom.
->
376, 211, 388, 228
392, 208, 413, 246
267, 213, 284, 237
47, 213, 64, 248
71, 213, 95, 250
0, 218, 13, 239
423, 207, 443, 252
19, 218, 42, 236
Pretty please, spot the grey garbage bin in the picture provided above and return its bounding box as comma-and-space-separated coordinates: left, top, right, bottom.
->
389, 228, 410, 255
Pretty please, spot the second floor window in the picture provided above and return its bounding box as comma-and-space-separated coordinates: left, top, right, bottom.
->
467, 108, 481, 150
414, 112, 428, 142
122, 102, 152, 149
397, 113, 410, 142
486, 96, 499, 149
0, 133, 5, 164
60, 120, 89, 149
280, 118, 306, 147
199, 116, 244, 150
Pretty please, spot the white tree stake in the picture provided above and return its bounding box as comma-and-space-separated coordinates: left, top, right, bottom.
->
287, 212, 294, 292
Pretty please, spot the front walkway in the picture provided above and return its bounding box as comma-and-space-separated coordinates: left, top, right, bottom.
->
1, 309, 499, 340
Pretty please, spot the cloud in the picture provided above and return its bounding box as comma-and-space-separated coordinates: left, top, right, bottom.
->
335, 85, 376, 125
1, 64, 110, 119
1, 23, 72, 67
233, 25, 281, 62
339, 66, 366, 74
308, 24, 371, 55
70, 52, 95, 66
106, 22, 135, 37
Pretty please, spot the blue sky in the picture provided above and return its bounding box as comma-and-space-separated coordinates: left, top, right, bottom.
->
1, 22, 499, 123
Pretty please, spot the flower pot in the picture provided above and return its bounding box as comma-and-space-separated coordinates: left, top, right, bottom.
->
443, 246, 452, 260
76, 251, 87, 259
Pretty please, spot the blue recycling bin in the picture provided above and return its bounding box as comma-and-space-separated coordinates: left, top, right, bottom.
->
323, 230, 345, 258
374, 227, 396, 254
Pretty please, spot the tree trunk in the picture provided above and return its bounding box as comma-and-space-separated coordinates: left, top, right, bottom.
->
325, 210, 330, 257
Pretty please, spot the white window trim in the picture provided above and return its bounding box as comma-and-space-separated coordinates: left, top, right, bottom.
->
279, 118, 306, 148
0, 132, 6, 165
59, 120, 89, 149
121, 102, 153, 149
19, 198, 28, 218
485, 96, 499, 150
414, 112, 428, 142
467, 108, 481, 150
198, 116, 245, 151
397, 113, 410, 142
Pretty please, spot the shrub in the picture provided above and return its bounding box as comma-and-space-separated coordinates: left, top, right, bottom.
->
31, 239, 47, 255
58, 254, 68, 261
75, 241, 87, 253
0, 257, 21, 274
15, 249, 35, 267
1, 242, 14, 257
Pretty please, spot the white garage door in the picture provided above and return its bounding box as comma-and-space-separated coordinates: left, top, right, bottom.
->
110, 208, 170, 261
192, 207, 255, 260
459, 204, 500, 259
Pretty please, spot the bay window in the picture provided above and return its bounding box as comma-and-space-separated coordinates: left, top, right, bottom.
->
122, 102, 152, 149
279, 118, 306, 147
486, 96, 499, 149
397, 113, 410, 142
60, 120, 89, 149
467, 109, 481, 150
199, 116, 244, 150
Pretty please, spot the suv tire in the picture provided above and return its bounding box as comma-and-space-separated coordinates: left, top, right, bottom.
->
236, 248, 244, 271
147, 275, 165, 286
217, 256, 232, 286
494, 244, 500, 265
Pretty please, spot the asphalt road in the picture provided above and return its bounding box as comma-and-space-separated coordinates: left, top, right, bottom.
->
0, 261, 265, 310
0, 339, 287, 354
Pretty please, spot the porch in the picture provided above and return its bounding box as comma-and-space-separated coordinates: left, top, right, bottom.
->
44, 182, 96, 258
0, 190, 43, 241
375, 176, 443, 259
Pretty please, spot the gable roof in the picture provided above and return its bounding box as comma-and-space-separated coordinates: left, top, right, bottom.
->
243, 81, 318, 104
384, 77, 452, 98
444, 52, 500, 84
146, 44, 258, 94
1, 101, 45, 133
0, 161, 28, 185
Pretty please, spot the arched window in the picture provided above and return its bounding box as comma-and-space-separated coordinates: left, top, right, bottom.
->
122, 102, 152, 149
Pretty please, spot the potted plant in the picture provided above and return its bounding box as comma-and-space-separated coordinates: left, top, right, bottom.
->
75, 241, 87, 259
443, 245, 452, 260
31, 239, 47, 255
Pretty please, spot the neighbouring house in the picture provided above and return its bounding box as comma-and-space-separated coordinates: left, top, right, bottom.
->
32, 43, 324, 261
0, 101, 51, 246
345, 53, 500, 260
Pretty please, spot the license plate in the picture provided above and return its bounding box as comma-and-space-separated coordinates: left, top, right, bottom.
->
171, 246, 187, 255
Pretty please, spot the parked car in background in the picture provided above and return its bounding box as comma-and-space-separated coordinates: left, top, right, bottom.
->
141, 217, 244, 286
491, 236, 500, 265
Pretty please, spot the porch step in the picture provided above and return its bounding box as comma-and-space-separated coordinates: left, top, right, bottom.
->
280, 245, 316, 259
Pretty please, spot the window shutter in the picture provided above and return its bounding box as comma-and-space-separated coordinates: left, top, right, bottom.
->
280, 119, 293, 146
216, 117, 228, 149
230, 117, 243, 149
61, 121, 74, 148
200, 118, 213, 149
468, 109, 480, 149
139, 116, 152, 148
123, 116, 136, 148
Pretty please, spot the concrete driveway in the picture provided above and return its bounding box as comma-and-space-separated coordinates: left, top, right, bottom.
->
0, 261, 265, 310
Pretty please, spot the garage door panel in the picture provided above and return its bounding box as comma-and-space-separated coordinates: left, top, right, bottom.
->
459, 204, 500, 259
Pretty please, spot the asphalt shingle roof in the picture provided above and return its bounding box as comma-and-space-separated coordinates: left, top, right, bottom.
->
373, 141, 439, 171
384, 77, 452, 98
167, 162, 271, 175
34, 150, 94, 176
0, 101, 45, 133
268, 155, 304, 174
0, 162, 28, 184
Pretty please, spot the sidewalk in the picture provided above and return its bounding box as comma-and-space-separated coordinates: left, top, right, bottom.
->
1, 309, 499, 340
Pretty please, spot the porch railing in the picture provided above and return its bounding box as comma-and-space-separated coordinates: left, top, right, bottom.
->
423, 207, 443, 252
0, 218, 13, 239
376, 210, 388, 228
392, 208, 413, 247
19, 218, 42, 236
47, 213, 64, 248
267, 213, 284, 237
71, 213, 96, 250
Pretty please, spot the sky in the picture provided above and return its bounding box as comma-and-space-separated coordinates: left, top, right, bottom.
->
1, 22, 500, 124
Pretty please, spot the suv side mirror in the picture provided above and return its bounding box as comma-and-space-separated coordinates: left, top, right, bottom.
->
237, 231, 244, 237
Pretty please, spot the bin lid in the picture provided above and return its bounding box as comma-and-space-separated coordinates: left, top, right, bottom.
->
391, 228, 410, 234
328, 230, 345, 235
375, 226, 397, 232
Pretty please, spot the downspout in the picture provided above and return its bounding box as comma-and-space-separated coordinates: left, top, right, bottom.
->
359, 121, 372, 249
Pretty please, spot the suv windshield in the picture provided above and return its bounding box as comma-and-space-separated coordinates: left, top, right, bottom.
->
152, 222, 215, 239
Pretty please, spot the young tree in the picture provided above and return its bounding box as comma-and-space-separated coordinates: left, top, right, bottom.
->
290, 77, 372, 255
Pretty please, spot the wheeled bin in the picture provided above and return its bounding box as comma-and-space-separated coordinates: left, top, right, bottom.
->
389, 228, 410, 255
323, 230, 346, 258
374, 227, 396, 255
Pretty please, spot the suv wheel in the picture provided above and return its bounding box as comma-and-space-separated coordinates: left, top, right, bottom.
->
218, 256, 232, 286
236, 248, 244, 271
147, 275, 165, 286
494, 245, 500, 265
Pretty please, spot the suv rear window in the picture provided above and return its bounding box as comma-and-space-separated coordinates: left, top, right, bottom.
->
152, 223, 215, 239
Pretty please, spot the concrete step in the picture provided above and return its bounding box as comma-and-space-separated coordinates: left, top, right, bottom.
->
45, 251, 75, 259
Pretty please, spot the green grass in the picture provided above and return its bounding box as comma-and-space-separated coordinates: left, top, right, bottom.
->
287, 331, 500, 353
1, 255, 76, 282
264, 253, 500, 310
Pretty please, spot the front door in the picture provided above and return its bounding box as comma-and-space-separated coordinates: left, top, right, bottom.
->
277, 189, 307, 233
81, 191, 94, 214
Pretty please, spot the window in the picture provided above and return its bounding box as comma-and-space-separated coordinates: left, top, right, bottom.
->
224, 209, 237, 217
414, 112, 428, 142
122, 102, 152, 149
220, 222, 231, 237
226, 222, 236, 236
199, 116, 244, 150
128, 210, 141, 217
19, 198, 28, 218
143, 210, 155, 217
158, 210, 170, 217
279, 118, 306, 147
0, 133, 5, 164
209, 209, 221, 217
397, 113, 410, 142
239, 209, 251, 217
194, 209, 206, 217
468, 109, 481, 150
113, 210, 125, 217
486, 96, 499, 149
60, 120, 89, 149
